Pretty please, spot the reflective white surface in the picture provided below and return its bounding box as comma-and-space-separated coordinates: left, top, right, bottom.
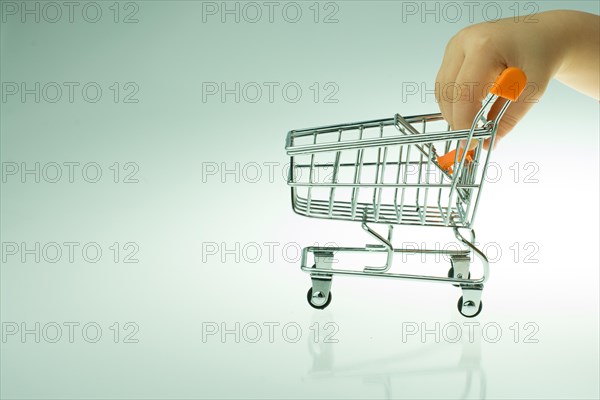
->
1, 1, 599, 398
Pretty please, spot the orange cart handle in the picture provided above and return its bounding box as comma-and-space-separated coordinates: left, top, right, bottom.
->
436, 67, 527, 173
489, 67, 527, 101
437, 148, 475, 173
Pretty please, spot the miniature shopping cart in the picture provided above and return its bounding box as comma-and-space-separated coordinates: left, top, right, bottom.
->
285, 68, 527, 317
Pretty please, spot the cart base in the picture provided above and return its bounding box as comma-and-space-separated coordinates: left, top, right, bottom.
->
301, 227, 488, 318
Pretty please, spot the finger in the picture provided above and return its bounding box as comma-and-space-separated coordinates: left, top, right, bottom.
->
435, 40, 464, 127
451, 57, 505, 149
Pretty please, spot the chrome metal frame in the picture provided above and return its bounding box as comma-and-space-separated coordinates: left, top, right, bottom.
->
286, 94, 509, 317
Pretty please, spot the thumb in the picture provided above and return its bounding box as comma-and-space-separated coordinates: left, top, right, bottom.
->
484, 78, 546, 149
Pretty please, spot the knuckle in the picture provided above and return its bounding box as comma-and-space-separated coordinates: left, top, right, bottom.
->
468, 33, 494, 52
454, 25, 493, 51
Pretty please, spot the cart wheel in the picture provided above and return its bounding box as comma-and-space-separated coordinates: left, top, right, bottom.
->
448, 267, 471, 287
457, 296, 482, 318
307, 287, 332, 310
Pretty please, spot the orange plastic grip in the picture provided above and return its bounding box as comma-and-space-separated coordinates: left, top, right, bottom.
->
489, 67, 527, 101
437, 149, 475, 174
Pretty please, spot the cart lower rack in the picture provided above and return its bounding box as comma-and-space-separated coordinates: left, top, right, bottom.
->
285, 68, 527, 317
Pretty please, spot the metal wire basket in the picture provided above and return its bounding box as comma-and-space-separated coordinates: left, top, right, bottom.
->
286, 113, 493, 228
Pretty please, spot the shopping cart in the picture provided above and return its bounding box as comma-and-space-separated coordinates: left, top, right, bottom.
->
285, 68, 527, 317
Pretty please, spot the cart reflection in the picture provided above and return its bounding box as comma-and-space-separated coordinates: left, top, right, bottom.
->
306, 312, 486, 400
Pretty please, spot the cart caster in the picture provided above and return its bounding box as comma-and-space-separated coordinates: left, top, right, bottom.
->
457, 296, 482, 318
307, 287, 332, 310
448, 267, 471, 287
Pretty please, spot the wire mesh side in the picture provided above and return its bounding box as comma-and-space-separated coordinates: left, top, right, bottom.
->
288, 115, 491, 228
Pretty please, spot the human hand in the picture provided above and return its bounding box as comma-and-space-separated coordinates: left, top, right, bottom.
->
435, 10, 600, 147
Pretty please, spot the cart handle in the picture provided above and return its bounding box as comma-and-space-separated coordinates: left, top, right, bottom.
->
437, 148, 475, 174
490, 67, 528, 101
440, 67, 527, 225
437, 67, 528, 174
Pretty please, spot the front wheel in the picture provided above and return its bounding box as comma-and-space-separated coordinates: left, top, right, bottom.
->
457, 296, 482, 318
307, 287, 332, 310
